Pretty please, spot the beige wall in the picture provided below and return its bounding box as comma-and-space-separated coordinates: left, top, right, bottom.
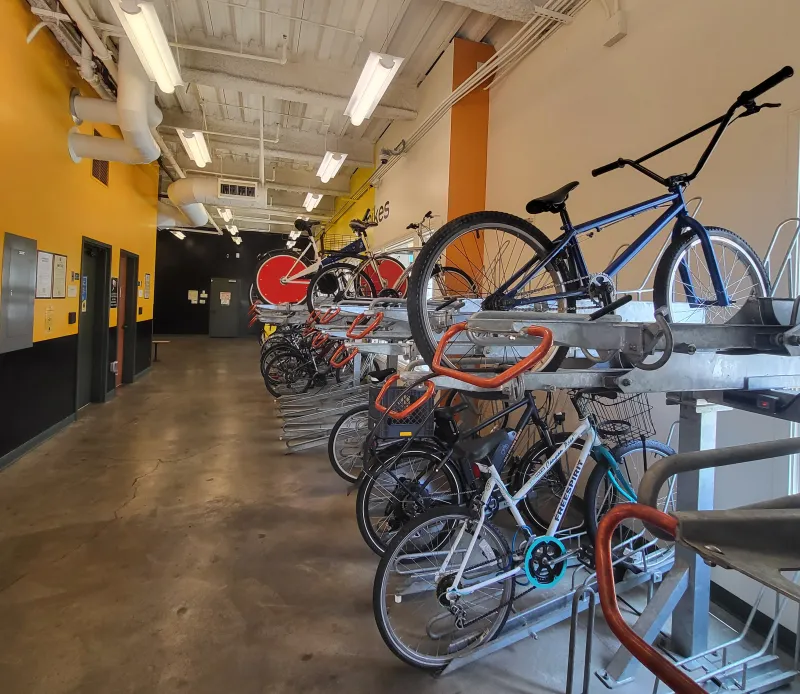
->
373, 44, 453, 248
486, 0, 800, 623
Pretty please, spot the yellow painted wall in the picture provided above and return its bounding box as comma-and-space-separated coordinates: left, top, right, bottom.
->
324, 167, 375, 248
0, 0, 158, 343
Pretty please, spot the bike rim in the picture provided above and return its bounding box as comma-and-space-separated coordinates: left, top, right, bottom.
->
417, 224, 567, 371
333, 411, 369, 478
378, 513, 512, 667
666, 236, 766, 324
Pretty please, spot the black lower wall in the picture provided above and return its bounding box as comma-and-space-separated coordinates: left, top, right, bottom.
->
136, 319, 152, 374
0, 335, 77, 460
153, 228, 283, 335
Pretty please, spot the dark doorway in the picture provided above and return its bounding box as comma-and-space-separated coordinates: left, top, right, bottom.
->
209, 278, 241, 337
77, 239, 111, 409
117, 251, 139, 386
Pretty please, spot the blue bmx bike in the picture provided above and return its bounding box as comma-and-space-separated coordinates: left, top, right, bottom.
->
408, 66, 793, 372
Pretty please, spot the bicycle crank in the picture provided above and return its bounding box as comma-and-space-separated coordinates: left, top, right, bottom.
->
524, 536, 568, 588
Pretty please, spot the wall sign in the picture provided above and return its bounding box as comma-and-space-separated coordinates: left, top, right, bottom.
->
144, 273, 151, 299
376, 201, 390, 223
110, 277, 118, 308
52, 254, 67, 298
81, 275, 88, 312
220, 291, 231, 306
35, 251, 53, 298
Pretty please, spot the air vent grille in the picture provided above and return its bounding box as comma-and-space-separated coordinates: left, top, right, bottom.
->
219, 180, 257, 198
91, 130, 109, 186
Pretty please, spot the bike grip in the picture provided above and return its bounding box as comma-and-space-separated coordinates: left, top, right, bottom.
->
592, 159, 624, 178
329, 344, 358, 368
737, 66, 793, 104
430, 323, 554, 388
374, 374, 436, 418
346, 312, 384, 339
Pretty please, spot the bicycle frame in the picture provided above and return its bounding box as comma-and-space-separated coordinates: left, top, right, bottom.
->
495, 188, 729, 310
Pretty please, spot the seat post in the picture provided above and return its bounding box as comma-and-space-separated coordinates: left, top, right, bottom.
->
559, 206, 574, 231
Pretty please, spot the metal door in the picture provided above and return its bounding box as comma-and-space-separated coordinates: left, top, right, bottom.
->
209, 278, 240, 337
77, 247, 98, 408
0, 233, 36, 354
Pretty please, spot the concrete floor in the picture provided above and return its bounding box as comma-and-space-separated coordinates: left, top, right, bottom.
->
0, 336, 796, 694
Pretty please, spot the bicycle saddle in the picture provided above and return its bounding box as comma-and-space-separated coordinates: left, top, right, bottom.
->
526, 181, 580, 214
350, 219, 379, 234
454, 429, 509, 463
294, 218, 318, 233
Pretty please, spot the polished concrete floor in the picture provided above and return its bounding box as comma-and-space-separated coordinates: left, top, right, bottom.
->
0, 336, 796, 693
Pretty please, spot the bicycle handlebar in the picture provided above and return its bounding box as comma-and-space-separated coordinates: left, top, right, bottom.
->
431, 323, 553, 388
596, 505, 703, 694
592, 66, 793, 182
736, 65, 793, 105
374, 374, 436, 418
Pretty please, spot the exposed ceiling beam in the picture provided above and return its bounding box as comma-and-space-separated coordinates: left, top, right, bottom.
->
458, 11, 500, 41
179, 54, 418, 121
442, 0, 572, 23
158, 112, 375, 169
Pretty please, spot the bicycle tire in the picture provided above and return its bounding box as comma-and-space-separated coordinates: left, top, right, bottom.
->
513, 432, 592, 532
373, 506, 513, 670
356, 448, 461, 556
305, 261, 377, 313
653, 227, 770, 324
407, 211, 576, 372
262, 346, 313, 398
583, 439, 676, 568
255, 249, 311, 305
432, 265, 479, 296
328, 404, 370, 483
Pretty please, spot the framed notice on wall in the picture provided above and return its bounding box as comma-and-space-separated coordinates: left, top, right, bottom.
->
35, 251, 53, 298
144, 273, 151, 299
52, 254, 67, 298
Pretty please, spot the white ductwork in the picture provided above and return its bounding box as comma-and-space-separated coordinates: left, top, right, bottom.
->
169, 176, 272, 216
59, 0, 119, 81
157, 201, 208, 228
68, 39, 162, 165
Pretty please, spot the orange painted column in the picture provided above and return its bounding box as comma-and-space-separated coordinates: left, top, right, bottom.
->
445, 38, 495, 283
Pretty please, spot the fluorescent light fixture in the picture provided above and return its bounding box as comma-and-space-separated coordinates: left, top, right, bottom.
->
233, 236, 242, 245
344, 52, 404, 126
216, 207, 233, 222
286, 240, 296, 249
226, 224, 239, 236
303, 192, 323, 212
177, 129, 212, 167
110, 0, 183, 94
316, 152, 347, 183
170, 230, 186, 240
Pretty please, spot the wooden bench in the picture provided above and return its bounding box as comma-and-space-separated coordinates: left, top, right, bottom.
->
152, 340, 170, 362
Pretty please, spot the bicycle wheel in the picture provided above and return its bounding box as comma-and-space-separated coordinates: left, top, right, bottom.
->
653, 227, 769, 324
374, 507, 513, 670
305, 261, 376, 313
328, 405, 370, 483
514, 432, 594, 533
584, 439, 676, 570
362, 255, 407, 297
407, 211, 576, 373
254, 250, 310, 305
263, 347, 313, 398
431, 265, 478, 296
357, 449, 462, 556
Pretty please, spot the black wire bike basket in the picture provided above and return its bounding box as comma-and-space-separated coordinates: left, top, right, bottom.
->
576, 391, 656, 447
368, 383, 436, 439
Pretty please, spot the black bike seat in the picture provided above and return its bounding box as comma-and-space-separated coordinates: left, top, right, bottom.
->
434, 403, 469, 421
367, 368, 396, 383
294, 218, 317, 233
350, 219, 379, 233
454, 429, 509, 463
526, 181, 580, 214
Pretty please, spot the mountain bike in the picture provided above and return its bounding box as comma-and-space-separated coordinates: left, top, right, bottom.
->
406, 67, 793, 372
372, 327, 676, 669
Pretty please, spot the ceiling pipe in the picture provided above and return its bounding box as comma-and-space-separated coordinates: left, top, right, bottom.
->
68, 39, 161, 165
58, 0, 119, 81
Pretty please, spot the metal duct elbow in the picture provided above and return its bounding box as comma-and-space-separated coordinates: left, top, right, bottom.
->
166, 178, 212, 226
157, 201, 208, 228
67, 39, 161, 165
